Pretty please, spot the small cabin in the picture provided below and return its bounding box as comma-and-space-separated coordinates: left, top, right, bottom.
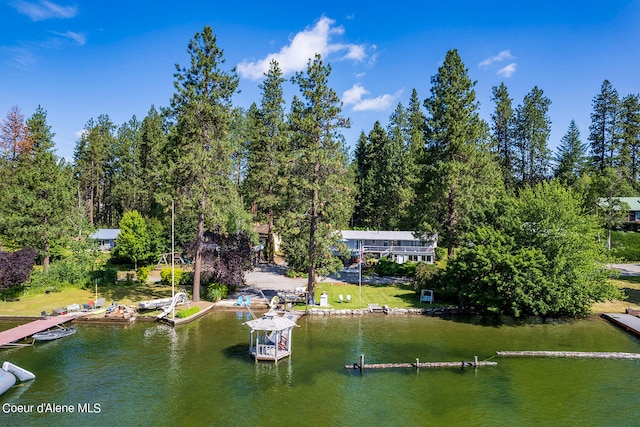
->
245, 312, 297, 362
89, 228, 121, 251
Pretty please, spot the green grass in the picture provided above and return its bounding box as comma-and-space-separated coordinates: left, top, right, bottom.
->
0, 282, 176, 317
298, 282, 438, 310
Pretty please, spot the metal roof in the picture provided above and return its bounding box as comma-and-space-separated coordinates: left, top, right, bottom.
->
339, 230, 426, 241
89, 229, 121, 240
245, 312, 297, 331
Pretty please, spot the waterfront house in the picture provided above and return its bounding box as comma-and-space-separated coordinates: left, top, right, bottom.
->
338, 230, 437, 264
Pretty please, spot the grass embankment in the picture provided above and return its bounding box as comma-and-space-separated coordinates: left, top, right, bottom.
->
592, 276, 640, 313
298, 282, 425, 310
0, 282, 176, 317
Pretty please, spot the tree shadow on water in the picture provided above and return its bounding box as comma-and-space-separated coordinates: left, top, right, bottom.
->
222, 343, 254, 364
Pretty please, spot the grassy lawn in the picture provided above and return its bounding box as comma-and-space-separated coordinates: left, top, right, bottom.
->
593, 276, 640, 313
0, 282, 176, 317
299, 281, 432, 310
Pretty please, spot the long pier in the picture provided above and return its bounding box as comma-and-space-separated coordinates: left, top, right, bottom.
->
601, 313, 640, 337
345, 354, 497, 373
0, 315, 76, 348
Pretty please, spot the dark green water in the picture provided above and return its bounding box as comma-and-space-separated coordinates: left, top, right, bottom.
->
1, 312, 639, 426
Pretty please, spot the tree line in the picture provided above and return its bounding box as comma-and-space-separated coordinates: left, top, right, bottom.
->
1, 27, 637, 315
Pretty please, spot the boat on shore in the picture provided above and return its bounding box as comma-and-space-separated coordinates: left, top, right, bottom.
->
138, 297, 173, 310
32, 326, 76, 342
0, 362, 35, 396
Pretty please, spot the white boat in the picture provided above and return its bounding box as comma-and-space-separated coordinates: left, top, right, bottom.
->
32, 326, 76, 341
0, 362, 35, 396
138, 297, 173, 310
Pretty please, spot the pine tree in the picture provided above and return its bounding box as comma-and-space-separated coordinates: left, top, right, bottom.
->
618, 94, 640, 189
0, 106, 74, 270
0, 105, 32, 162
243, 60, 288, 263
283, 54, 354, 302
168, 25, 246, 302
490, 83, 515, 188
513, 86, 552, 187
589, 80, 620, 171
419, 49, 503, 256
554, 120, 587, 185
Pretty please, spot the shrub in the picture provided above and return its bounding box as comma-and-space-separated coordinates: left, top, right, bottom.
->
160, 267, 184, 286
285, 269, 307, 278
136, 266, 151, 284
611, 231, 640, 261
175, 306, 200, 318
206, 283, 228, 302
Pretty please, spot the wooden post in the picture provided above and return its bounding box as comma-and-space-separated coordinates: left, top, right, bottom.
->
474, 356, 478, 367
416, 358, 419, 371
359, 354, 364, 374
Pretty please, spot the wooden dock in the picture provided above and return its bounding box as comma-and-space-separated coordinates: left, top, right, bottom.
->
0, 315, 76, 348
497, 350, 640, 359
345, 354, 497, 373
601, 313, 640, 337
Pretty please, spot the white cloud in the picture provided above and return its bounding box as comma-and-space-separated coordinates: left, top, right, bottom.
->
479, 50, 514, 68
2, 46, 37, 69
342, 83, 369, 105
497, 63, 517, 78
52, 30, 86, 46
342, 84, 402, 112
11, 0, 78, 21
237, 16, 368, 80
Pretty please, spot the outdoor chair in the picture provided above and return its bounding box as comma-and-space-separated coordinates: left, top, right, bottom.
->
235, 295, 244, 306
339, 295, 344, 303
41, 310, 49, 319
243, 296, 252, 307
95, 298, 105, 309
346, 295, 352, 303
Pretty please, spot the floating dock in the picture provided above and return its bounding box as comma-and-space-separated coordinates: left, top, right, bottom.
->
0, 315, 76, 348
601, 313, 640, 337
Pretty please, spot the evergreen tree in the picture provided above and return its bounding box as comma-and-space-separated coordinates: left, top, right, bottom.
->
386, 102, 415, 229
419, 49, 503, 257
618, 94, 640, 189
0, 105, 32, 162
589, 80, 620, 171
490, 83, 515, 187
0, 106, 74, 270
554, 120, 587, 185
139, 105, 170, 219
73, 114, 116, 226
243, 60, 288, 263
168, 25, 247, 302
283, 54, 354, 302
513, 86, 552, 187
112, 115, 143, 221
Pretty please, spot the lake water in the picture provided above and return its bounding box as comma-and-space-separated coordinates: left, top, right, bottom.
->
1, 312, 639, 426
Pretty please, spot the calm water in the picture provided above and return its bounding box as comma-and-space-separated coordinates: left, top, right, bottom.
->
1, 312, 639, 427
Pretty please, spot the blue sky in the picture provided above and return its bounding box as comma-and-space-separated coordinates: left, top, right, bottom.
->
1, 1, 639, 161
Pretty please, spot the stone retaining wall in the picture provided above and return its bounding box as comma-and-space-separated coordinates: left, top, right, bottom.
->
306, 306, 462, 316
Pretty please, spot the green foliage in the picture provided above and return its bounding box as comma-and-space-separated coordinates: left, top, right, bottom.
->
113, 210, 150, 269
136, 266, 151, 284
610, 231, 640, 261
285, 269, 307, 278
175, 306, 201, 318
375, 258, 418, 277
205, 283, 228, 302
160, 267, 184, 286
443, 182, 624, 318
280, 54, 354, 300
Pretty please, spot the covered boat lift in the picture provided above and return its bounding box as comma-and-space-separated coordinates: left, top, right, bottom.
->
245, 312, 297, 362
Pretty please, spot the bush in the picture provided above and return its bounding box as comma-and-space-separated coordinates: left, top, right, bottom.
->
160, 267, 184, 286
611, 231, 640, 261
375, 258, 417, 277
136, 266, 151, 284
285, 269, 307, 278
175, 306, 201, 318
206, 283, 228, 301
